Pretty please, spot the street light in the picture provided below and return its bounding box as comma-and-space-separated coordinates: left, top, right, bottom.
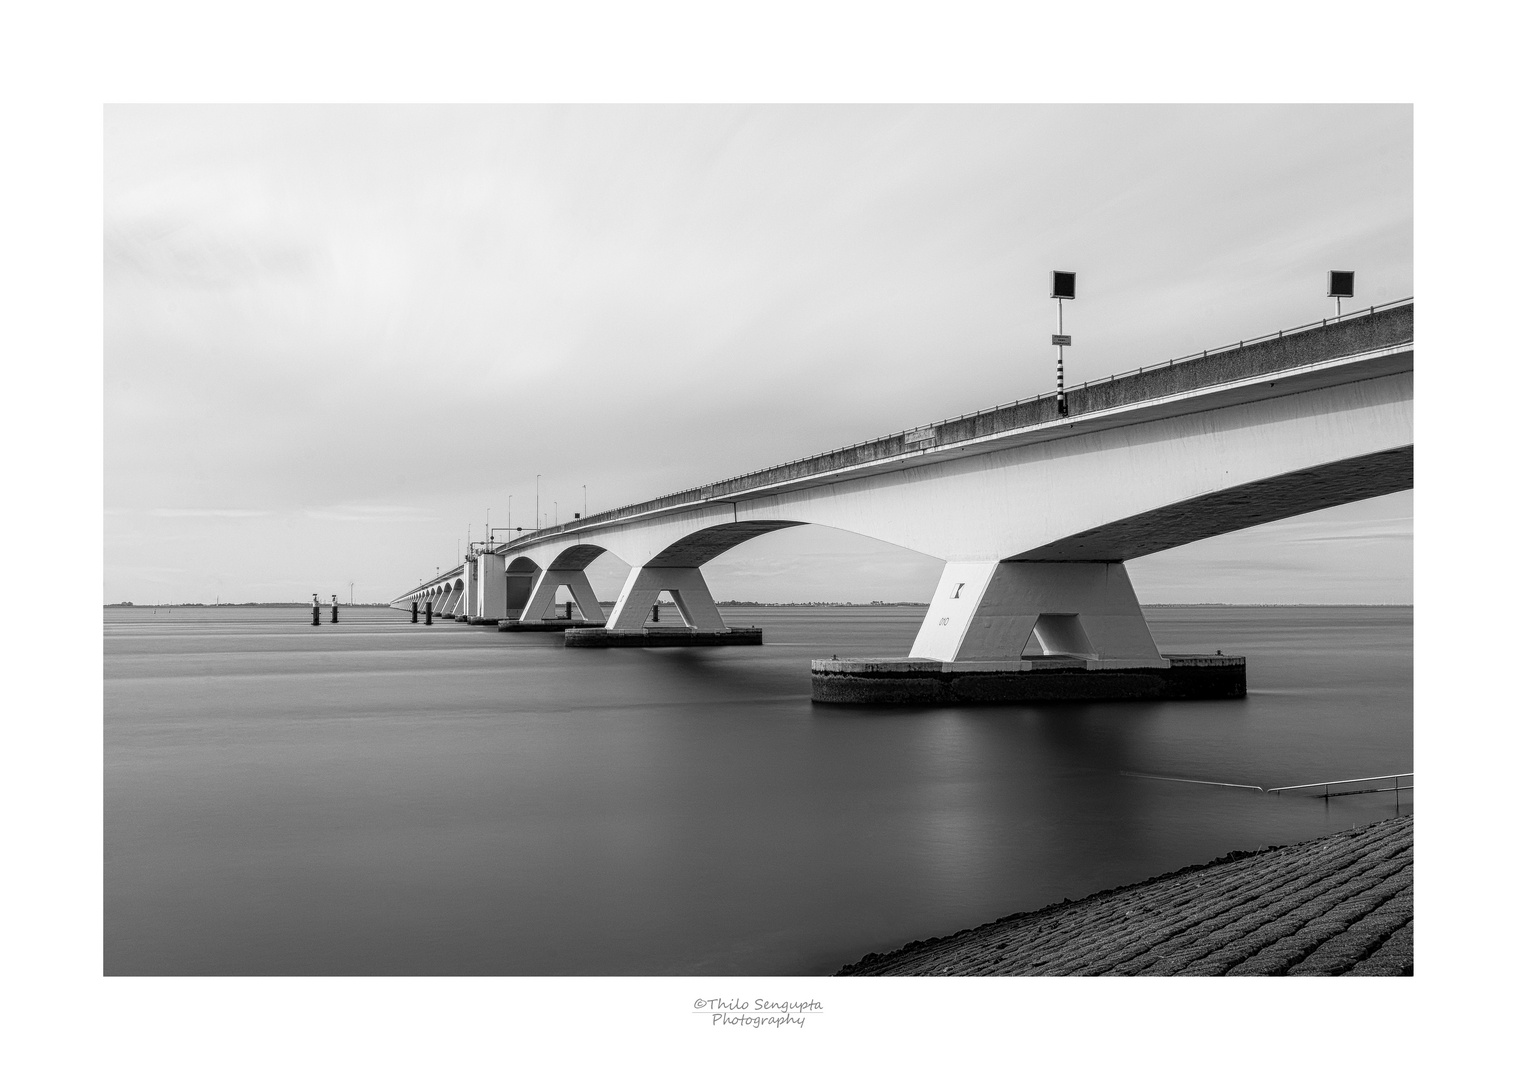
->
1050, 270, 1076, 417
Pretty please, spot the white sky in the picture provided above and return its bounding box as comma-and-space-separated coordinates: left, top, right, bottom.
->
105, 104, 1412, 603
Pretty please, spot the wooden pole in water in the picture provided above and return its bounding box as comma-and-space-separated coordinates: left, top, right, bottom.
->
411, 601, 419, 624
311, 593, 320, 626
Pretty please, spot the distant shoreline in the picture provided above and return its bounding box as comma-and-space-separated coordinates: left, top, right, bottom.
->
103, 602, 395, 609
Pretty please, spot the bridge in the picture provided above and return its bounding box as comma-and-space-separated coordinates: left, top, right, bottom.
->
393, 300, 1411, 695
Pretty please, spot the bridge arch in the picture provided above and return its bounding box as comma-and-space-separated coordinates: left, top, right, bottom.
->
546, 544, 608, 572
645, 520, 805, 567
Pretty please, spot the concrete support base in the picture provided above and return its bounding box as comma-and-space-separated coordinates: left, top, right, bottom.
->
605, 565, 726, 632
911, 560, 1163, 664
564, 627, 762, 648
499, 620, 607, 633
466, 617, 501, 626
811, 654, 1245, 704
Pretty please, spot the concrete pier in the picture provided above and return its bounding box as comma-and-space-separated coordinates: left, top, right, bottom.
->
812, 654, 1244, 704
565, 627, 762, 648
499, 619, 607, 633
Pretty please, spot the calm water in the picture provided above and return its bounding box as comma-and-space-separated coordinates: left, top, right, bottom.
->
104, 604, 1411, 975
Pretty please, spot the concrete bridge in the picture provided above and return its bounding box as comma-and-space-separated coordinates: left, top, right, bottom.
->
393, 301, 1411, 681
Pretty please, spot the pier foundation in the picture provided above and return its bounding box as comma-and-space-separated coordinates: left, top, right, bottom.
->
812, 654, 1245, 704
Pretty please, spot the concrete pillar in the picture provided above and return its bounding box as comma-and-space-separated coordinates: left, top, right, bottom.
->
909, 560, 1163, 665
463, 557, 479, 620
476, 553, 508, 620
605, 566, 726, 632
519, 569, 606, 623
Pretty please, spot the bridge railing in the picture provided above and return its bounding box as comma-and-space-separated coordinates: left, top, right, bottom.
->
495, 298, 1412, 554
1266, 773, 1413, 799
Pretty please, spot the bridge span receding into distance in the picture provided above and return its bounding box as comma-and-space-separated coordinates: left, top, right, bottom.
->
393, 300, 1412, 702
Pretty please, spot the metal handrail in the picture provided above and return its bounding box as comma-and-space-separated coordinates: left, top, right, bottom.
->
1266, 773, 1413, 797
494, 298, 1412, 555
1120, 772, 1264, 792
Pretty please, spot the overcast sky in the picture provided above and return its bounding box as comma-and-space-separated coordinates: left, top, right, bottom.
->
104, 104, 1412, 605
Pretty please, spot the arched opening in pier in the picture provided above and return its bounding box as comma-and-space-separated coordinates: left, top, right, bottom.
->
1022, 613, 1096, 659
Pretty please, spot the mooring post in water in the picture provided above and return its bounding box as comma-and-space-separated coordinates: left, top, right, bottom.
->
565, 600, 574, 621
411, 601, 419, 624
425, 601, 433, 625
311, 593, 320, 626
331, 595, 339, 624
650, 603, 659, 623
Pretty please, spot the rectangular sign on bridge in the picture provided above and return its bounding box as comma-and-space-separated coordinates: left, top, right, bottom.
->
1052, 334, 1072, 346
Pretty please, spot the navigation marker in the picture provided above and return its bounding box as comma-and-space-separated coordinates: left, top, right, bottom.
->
1328, 270, 1354, 318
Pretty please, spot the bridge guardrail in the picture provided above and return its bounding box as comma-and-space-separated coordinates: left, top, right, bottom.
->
1266, 773, 1413, 799
495, 298, 1412, 554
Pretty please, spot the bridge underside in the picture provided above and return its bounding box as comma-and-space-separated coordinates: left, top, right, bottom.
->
645, 520, 802, 567
1014, 446, 1412, 561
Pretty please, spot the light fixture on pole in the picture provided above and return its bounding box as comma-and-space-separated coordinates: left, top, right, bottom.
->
1050, 270, 1076, 417
1328, 270, 1354, 319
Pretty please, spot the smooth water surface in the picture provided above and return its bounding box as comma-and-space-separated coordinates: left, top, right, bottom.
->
104, 604, 1411, 975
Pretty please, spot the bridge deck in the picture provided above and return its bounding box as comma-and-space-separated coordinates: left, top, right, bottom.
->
495, 300, 1411, 558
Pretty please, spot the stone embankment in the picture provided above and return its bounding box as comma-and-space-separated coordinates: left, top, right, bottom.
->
838, 814, 1411, 976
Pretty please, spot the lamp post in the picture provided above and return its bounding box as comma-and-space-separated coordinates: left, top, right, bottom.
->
1050, 270, 1076, 417
536, 474, 541, 531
